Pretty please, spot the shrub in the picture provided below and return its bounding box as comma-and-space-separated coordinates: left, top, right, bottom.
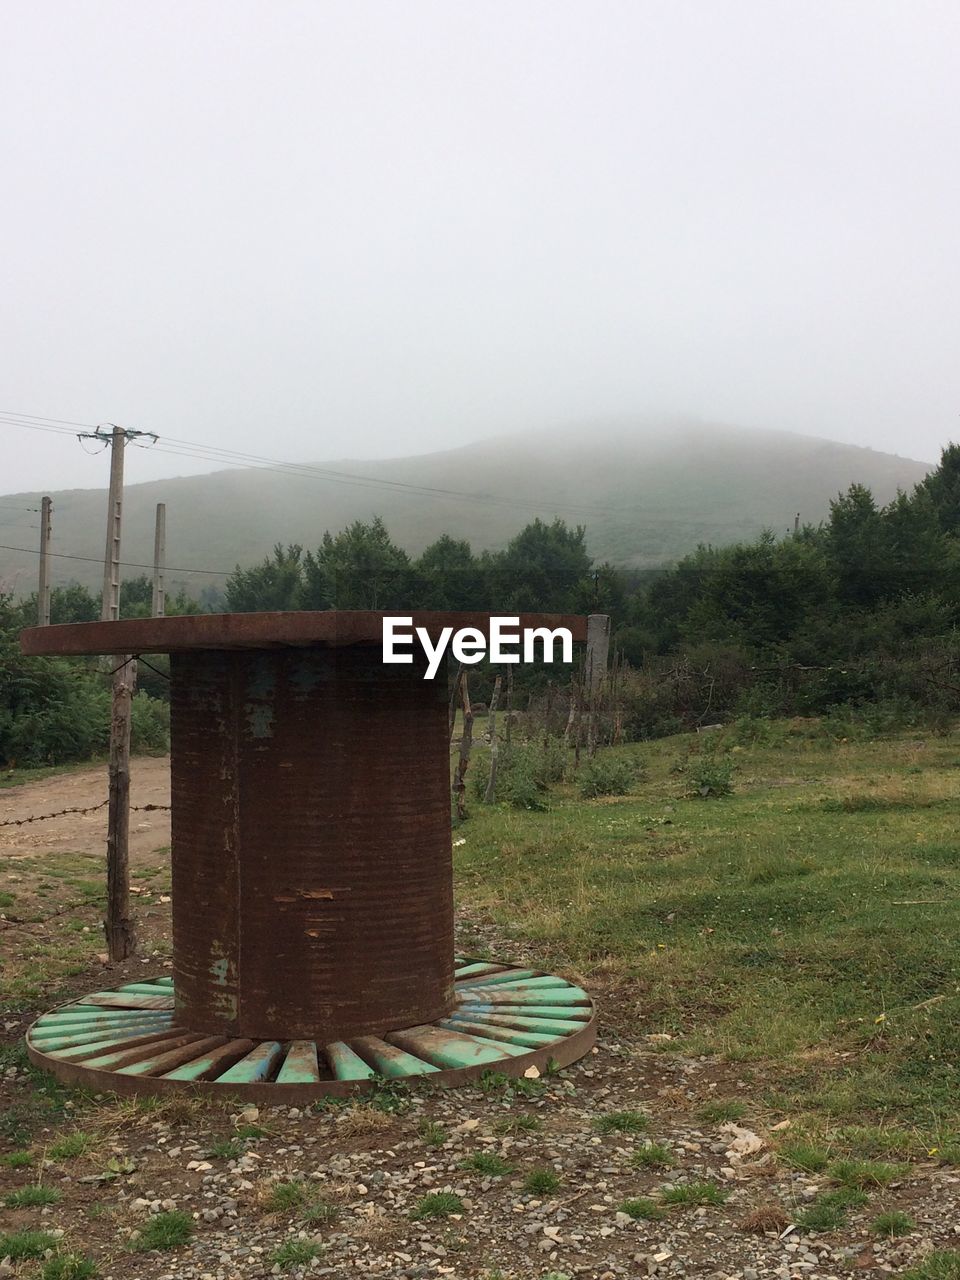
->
130, 693, 170, 753
578, 754, 639, 798
687, 758, 734, 798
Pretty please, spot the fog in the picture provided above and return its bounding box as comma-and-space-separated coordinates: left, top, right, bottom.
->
2, 0, 959, 495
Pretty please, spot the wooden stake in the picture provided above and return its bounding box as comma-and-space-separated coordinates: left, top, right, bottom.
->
484, 674, 502, 804
453, 674, 474, 821
585, 613, 611, 756
152, 502, 166, 617
104, 656, 137, 960
37, 496, 52, 626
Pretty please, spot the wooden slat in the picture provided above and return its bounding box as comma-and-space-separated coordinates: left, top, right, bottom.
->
215, 1041, 283, 1084
325, 1041, 377, 1081
163, 1039, 257, 1081
119, 1036, 227, 1077
351, 1036, 439, 1078
276, 1041, 321, 1084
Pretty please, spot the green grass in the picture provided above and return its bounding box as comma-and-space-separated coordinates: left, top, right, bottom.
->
523, 1169, 561, 1195
411, 1192, 464, 1220
301, 1201, 339, 1227
4, 1185, 61, 1207
418, 1120, 449, 1148
49, 1132, 93, 1160
795, 1187, 869, 1232
618, 1197, 663, 1220
828, 1158, 906, 1188
660, 1180, 727, 1207
0, 1149, 33, 1168
493, 1114, 542, 1136
208, 1137, 243, 1159
129, 1210, 194, 1252
461, 1152, 513, 1176
903, 1252, 960, 1279
630, 1141, 675, 1169
593, 1110, 649, 1135
265, 1180, 311, 1212
451, 727, 960, 1130
872, 1210, 915, 1237
41, 1257, 98, 1280
0, 1231, 61, 1260
779, 1141, 830, 1172
271, 1240, 323, 1270
696, 1099, 747, 1124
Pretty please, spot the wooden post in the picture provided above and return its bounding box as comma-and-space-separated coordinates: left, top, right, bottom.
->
37, 496, 52, 626
504, 665, 513, 748
448, 662, 464, 743
99, 426, 137, 961
152, 501, 166, 617
453, 674, 474, 821
585, 613, 611, 756
484, 674, 502, 804
104, 656, 137, 960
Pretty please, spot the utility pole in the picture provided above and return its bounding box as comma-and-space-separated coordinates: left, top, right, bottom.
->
152, 502, 166, 617
37, 496, 52, 626
794, 512, 800, 536
79, 424, 156, 962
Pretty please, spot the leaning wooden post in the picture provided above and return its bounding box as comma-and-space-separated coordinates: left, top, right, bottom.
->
484, 674, 502, 804
105, 656, 137, 959
448, 662, 464, 743
37, 496, 52, 626
453, 673, 474, 821
585, 613, 611, 757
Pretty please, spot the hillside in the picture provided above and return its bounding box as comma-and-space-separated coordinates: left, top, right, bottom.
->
0, 421, 934, 599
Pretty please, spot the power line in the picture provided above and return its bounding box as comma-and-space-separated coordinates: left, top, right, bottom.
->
0, 542, 232, 577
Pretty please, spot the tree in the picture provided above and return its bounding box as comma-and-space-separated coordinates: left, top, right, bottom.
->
414, 536, 482, 610
483, 519, 593, 612
918, 442, 960, 534
225, 544, 305, 612
303, 518, 410, 609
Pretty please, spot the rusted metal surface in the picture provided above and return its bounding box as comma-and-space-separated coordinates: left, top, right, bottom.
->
171, 644, 454, 1041
21, 610, 588, 656
25, 959, 597, 1101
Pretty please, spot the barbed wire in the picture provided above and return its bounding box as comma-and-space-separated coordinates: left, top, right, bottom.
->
0, 799, 170, 829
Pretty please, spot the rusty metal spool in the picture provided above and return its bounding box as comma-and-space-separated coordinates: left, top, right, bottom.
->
20, 612, 596, 1097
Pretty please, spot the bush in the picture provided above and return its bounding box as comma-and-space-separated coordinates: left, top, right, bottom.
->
473, 745, 552, 810
578, 753, 639, 798
130, 693, 170, 754
687, 757, 734, 797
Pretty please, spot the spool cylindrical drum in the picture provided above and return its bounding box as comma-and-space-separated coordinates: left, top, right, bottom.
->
170, 644, 453, 1041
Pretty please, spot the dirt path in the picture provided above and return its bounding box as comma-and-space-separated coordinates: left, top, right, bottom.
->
0, 756, 171, 864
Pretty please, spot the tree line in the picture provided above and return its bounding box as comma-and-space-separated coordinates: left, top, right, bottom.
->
5, 444, 960, 764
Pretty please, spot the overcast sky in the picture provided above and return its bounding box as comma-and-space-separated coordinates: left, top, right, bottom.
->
2, 0, 959, 496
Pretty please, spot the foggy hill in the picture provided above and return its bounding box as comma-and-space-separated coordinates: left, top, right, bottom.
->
0, 421, 934, 600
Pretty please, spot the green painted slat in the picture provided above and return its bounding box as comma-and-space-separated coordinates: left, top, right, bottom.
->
163, 1039, 256, 1081
31, 1012, 172, 1036
351, 1036, 440, 1078
458, 1002, 591, 1020
30, 1021, 174, 1051
448, 1010, 580, 1037
325, 1041, 377, 1081
276, 1041, 321, 1084
52, 1029, 188, 1065
389, 1025, 526, 1068
83, 992, 175, 1010
438, 1018, 557, 1049
215, 1041, 283, 1084
119, 1036, 226, 1077
455, 969, 541, 988
153, 976, 175, 988
456, 983, 589, 1006
452, 962, 513, 979
115, 982, 175, 996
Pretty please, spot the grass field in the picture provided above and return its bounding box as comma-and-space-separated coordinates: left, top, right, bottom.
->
454, 722, 960, 1145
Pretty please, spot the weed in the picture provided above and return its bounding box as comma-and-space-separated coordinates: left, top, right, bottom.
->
738, 1204, 789, 1233
49, 1133, 93, 1160
523, 1169, 561, 1195
688, 758, 734, 798
411, 1192, 464, 1219
779, 1141, 829, 1172
829, 1159, 906, 1188
794, 1200, 847, 1233
872, 1210, 915, 1237
618, 1197, 663, 1220
578, 755, 639, 799
271, 1240, 323, 1270
4, 1185, 61, 1207
493, 1114, 542, 1136
129, 1210, 194, 1252
0, 1149, 33, 1168
903, 1252, 960, 1279
301, 1201, 339, 1227
594, 1110, 649, 1135
661, 1180, 727, 1207
265, 1180, 311, 1212
461, 1152, 512, 1176
235, 1123, 267, 1140
631, 1142, 675, 1169
697, 1099, 746, 1124
0, 1231, 60, 1260
42, 1257, 98, 1280
418, 1120, 449, 1148
209, 1138, 243, 1160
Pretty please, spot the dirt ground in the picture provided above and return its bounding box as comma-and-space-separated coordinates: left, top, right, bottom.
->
0, 757, 172, 864
2, 765, 960, 1279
